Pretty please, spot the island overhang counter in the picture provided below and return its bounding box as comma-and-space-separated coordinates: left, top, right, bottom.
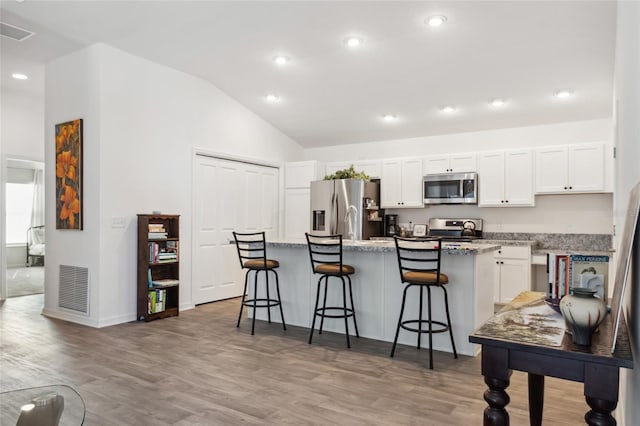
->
248, 240, 500, 356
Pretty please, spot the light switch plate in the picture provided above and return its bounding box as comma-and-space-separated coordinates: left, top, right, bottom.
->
111, 216, 126, 228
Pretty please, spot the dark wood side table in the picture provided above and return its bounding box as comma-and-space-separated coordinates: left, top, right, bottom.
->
469, 292, 633, 426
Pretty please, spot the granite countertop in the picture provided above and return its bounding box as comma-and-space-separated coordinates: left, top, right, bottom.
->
531, 248, 614, 257
482, 239, 538, 248
267, 240, 500, 255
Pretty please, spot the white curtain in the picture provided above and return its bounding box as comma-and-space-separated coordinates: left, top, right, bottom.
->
30, 168, 44, 229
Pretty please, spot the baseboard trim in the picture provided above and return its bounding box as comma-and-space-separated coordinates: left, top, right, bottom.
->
42, 307, 99, 328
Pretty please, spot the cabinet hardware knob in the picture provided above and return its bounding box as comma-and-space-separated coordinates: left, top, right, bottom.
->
569, 186, 573, 190
501, 200, 504, 203
564, 186, 568, 190
496, 261, 499, 264
505, 200, 509, 203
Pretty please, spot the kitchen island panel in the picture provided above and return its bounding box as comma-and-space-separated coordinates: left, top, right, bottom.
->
247, 242, 497, 356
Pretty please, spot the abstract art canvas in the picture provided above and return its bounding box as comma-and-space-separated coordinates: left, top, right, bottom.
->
55, 119, 83, 230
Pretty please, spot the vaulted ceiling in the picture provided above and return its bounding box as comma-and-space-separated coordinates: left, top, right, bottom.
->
1, 1, 617, 148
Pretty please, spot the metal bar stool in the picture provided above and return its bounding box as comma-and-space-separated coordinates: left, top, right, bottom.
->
305, 233, 359, 348
390, 236, 457, 369
233, 231, 286, 335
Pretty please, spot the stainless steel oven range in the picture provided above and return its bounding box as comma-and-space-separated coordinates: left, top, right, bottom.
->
427, 218, 483, 240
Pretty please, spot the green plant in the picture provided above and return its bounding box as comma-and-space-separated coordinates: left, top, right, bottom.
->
324, 164, 370, 180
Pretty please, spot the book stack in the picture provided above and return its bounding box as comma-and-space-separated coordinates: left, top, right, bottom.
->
148, 223, 168, 240
547, 253, 609, 301
148, 242, 178, 263
148, 289, 167, 314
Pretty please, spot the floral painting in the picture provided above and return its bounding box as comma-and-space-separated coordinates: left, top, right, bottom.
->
55, 119, 83, 229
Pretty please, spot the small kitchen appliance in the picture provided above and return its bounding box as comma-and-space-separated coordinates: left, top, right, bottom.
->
385, 214, 400, 237
423, 172, 477, 205
427, 218, 483, 240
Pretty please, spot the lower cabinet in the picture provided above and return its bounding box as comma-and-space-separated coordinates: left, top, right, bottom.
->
494, 245, 531, 303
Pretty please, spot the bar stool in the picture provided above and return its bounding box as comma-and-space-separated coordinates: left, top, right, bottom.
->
233, 231, 286, 335
390, 237, 457, 369
305, 233, 359, 348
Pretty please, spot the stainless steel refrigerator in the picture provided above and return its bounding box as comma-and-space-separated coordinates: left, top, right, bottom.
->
310, 179, 383, 240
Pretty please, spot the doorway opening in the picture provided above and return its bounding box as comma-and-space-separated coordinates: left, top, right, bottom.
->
5, 158, 45, 298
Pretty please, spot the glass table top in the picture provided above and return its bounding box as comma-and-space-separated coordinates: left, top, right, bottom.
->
0, 385, 85, 426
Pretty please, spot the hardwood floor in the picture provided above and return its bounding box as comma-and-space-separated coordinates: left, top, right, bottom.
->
0, 294, 588, 425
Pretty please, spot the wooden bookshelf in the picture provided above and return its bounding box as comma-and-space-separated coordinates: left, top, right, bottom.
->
137, 214, 180, 321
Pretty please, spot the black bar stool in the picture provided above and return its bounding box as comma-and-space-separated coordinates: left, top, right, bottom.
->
233, 231, 286, 335
390, 237, 457, 369
305, 233, 359, 348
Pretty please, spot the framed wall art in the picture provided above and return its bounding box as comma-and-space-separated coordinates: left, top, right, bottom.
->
55, 119, 83, 230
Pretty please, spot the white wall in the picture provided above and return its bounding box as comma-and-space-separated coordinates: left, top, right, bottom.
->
613, 1, 640, 424
304, 118, 611, 161
1, 87, 45, 161
389, 194, 613, 235
44, 44, 303, 326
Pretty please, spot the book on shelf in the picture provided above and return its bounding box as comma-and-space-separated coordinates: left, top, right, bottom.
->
546, 252, 609, 302
148, 224, 166, 232
148, 232, 168, 240
148, 288, 167, 314
152, 278, 179, 287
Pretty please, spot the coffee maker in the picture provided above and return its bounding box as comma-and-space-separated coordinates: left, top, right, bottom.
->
385, 214, 399, 237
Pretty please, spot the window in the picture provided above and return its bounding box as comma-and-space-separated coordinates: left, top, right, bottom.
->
6, 182, 35, 244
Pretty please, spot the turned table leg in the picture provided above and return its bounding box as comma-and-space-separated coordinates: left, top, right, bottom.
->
483, 376, 511, 425
481, 345, 512, 426
584, 363, 619, 426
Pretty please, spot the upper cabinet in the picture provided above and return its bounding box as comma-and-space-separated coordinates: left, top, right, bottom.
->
424, 152, 477, 174
478, 149, 534, 207
324, 160, 382, 179
535, 143, 607, 194
285, 160, 323, 189
380, 158, 423, 208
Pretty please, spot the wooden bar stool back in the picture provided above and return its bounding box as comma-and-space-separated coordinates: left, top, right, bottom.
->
390, 237, 458, 369
232, 231, 286, 335
305, 233, 359, 348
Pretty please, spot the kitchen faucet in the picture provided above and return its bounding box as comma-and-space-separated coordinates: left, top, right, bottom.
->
345, 204, 358, 241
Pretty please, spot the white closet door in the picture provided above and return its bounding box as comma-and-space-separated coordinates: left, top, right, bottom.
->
192, 155, 279, 304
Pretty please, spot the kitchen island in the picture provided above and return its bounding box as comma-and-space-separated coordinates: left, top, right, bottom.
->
250, 239, 500, 356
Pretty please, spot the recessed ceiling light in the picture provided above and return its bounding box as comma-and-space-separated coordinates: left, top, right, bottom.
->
265, 94, 280, 103
344, 36, 363, 48
554, 89, 573, 99
426, 15, 448, 27
273, 55, 290, 65
440, 106, 456, 113
381, 114, 397, 122
490, 98, 506, 107
12, 73, 28, 80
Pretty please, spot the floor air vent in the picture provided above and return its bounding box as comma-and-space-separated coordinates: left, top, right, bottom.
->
0, 22, 35, 41
59, 265, 89, 313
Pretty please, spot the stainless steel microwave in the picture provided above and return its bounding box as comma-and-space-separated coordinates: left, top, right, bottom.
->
423, 172, 478, 205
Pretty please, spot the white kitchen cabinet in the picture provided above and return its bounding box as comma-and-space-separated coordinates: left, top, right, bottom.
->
284, 188, 310, 241
325, 160, 382, 179
535, 143, 606, 194
424, 152, 477, 174
354, 159, 382, 178
478, 149, 534, 207
381, 158, 423, 208
494, 245, 531, 303
285, 160, 322, 189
